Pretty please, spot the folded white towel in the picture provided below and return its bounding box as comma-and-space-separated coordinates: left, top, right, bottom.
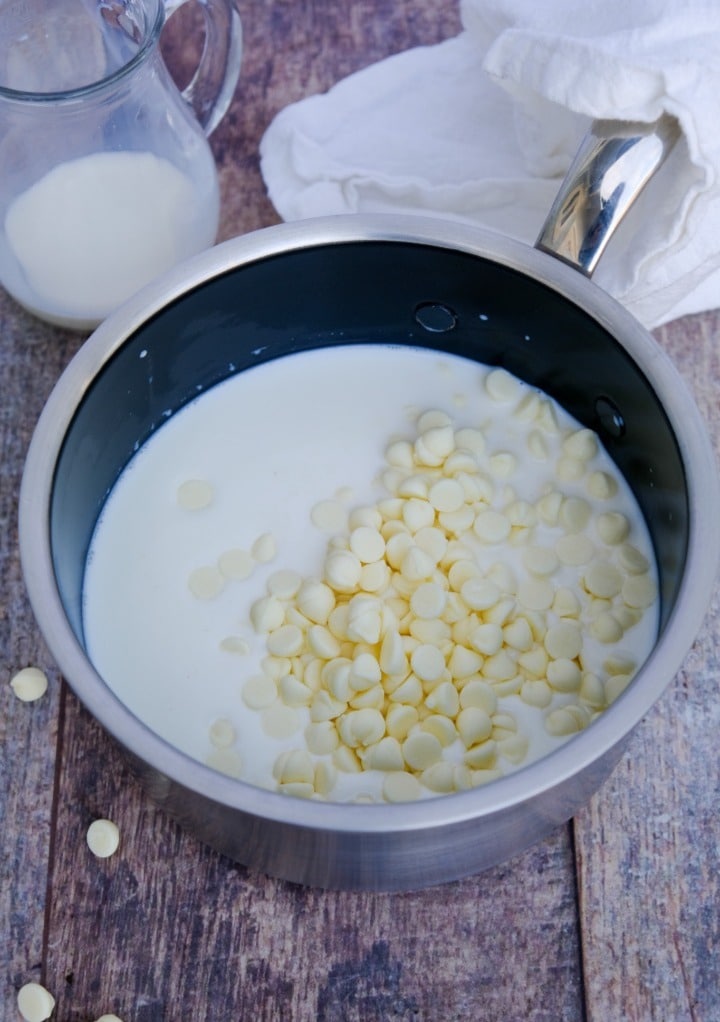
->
260, 0, 720, 328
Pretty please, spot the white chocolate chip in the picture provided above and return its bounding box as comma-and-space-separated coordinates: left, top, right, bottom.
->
562, 428, 599, 461
17, 982, 56, 1022
456, 707, 493, 747
311, 499, 348, 532
545, 705, 590, 736
481, 650, 518, 681
402, 731, 443, 770
410, 582, 447, 619
459, 680, 497, 714
267, 624, 304, 657
10, 667, 48, 702
296, 580, 336, 624
617, 544, 650, 575
546, 658, 582, 692
400, 545, 435, 582
242, 674, 278, 709
555, 533, 595, 566
428, 478, 465, 513
485, 367, 522, 402
188, 565, 225, 600
605, 673, 633, 704
560, 497, 592, 533
350, 526, 386, 563
420, 761, 457, 793
587, 470, 618, 500
250, 595, 285, 633
267, 569, 302, 599
383, 771, 423, 802
338, 708, 385, 748
464, 742, 498, 770
448, 644, 483, 679
325, 550, 362, 592
469, 623, 503, 656
386, 439, 415, 469
217, 547, 254, 580
461, 577, 500, 611
583, 562, 623, 599
523, 546, 560, 577
552, 587, 581, 618
86, 818, 120, 858
454, 426, 486, 456
206, 747, 244, 778
420, 423, 455, 460
596, 511, 631, 546
473, 509, 511, 544
498, 734, 529, 765
425, 681, 460, 717
489, 452, 517, 477
520, 679, 553, 708
503, 617, 533, 651
537, 491, 563, 525
274, 748, 315, 785
544, 621, 583, 660
622, 574, 658, 609
417, 408, 452, 431
362, 736, 404, 771
410, 644, 446, 683
251, 532, 277, 563
176, 478, 213, 510
278, 674, 313, 707
314, 761, 338, 796
219, 636, 250, 655
349, 505, 383, 530
209, 718, 236, 748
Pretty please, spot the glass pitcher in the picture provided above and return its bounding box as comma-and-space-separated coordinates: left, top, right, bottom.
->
0, 0, 242, 330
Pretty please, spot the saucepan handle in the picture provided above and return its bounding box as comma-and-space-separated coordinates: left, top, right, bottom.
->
163, 0, 243, 136
535, 115, 680, 277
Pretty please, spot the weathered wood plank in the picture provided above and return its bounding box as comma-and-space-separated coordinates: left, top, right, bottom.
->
0, 305, 85, 1013
576, 311, 720, 1022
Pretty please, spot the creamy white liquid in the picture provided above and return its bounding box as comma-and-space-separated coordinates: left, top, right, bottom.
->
3, 150, 218, 329
83, 345, 659, 801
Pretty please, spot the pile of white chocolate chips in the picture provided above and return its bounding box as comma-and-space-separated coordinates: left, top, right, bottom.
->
221, 367, 658, 803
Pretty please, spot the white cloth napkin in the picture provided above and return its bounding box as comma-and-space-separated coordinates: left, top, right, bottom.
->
260, 0, 720, 329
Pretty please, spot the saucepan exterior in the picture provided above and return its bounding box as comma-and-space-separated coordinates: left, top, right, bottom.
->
19, 212, 719, 890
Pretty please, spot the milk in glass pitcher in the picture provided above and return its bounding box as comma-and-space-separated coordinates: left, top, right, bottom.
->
0, 0, 242, 329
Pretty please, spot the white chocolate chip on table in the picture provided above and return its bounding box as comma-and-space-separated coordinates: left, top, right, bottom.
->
10, 666, 48, 702
17, 982, 55, 1022
86, 818, 121, 858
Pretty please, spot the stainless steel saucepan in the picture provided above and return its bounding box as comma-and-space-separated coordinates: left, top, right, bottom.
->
19, 118, 719, 890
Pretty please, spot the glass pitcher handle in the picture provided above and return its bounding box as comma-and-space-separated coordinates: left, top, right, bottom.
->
163, 0, 243, 136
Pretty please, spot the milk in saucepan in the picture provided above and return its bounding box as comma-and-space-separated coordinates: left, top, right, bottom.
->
82, 345, 659, 802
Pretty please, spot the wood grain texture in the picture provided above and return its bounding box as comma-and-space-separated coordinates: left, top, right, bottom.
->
3, 1, 720, 1020
576, 312, 720, 1022
0, 305, 85, 1009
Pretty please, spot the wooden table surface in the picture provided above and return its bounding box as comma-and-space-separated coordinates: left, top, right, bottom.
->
3, 2, 719, 1020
